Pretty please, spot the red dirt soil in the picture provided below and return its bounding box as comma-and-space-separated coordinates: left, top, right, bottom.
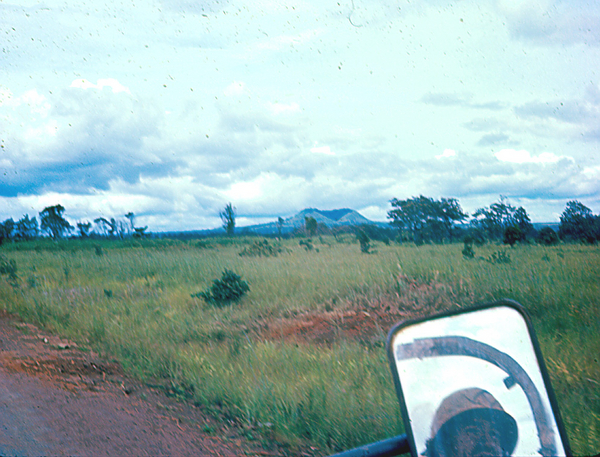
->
255, 275, 459, 346
0, 310, 295, 457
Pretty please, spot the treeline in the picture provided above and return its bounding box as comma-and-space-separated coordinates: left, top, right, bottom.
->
0, 204, 148, 244
387, 196, 600, 245
1, 197, 599, 246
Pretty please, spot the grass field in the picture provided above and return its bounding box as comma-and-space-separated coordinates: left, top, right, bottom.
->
0, 237, 598, 455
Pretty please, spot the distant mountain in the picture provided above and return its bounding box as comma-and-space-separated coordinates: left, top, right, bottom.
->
156, 208, 381, 238
238, 208, 377, 236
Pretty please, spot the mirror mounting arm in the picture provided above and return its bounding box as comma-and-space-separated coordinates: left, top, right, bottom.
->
328, 434, 409, 457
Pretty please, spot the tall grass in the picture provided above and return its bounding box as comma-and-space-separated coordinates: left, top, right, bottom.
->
0, 238, 598, 454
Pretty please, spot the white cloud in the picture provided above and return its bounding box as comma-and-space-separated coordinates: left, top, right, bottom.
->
436, 149, 456, 159
358, 205, 388, 222
70, 78, 131, 94
223, 172, 306, 204
310, 145, 334, 155
495, 149, 564, 164
225, 180, 263, 202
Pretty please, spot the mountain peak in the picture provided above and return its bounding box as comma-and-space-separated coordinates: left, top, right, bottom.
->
288, 208, 371, 227
297, 208, 354, 221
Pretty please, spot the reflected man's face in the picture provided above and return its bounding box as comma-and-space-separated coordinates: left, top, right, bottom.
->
444, 416, 505, 457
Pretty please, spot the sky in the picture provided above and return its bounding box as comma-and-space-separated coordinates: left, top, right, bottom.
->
1, 0, 599, 232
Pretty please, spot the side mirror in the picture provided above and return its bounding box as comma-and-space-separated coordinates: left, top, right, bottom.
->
387, 300, 571, 457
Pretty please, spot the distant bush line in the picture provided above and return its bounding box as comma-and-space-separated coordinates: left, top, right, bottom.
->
1, 197, 599, 247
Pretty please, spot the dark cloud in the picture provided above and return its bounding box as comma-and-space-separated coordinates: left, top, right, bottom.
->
514, 100, 591, 124
582, 128, 600, 142
477, 132, 510, 146
1, 150, 182, 197
503, 4, 600, 46
0, 86, 186, 197
428, 152, 597, 203
463, 117, 506, 132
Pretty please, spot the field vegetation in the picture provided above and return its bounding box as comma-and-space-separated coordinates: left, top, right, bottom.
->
0, 236, 598, 455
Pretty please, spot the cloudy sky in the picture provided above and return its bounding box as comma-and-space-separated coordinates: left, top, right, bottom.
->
1, 0, 599, 232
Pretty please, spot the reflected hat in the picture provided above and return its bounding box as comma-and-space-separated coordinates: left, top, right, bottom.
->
429, 388, 518, 455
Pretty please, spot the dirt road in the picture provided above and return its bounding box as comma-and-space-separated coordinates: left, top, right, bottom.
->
0, 310, 284, 457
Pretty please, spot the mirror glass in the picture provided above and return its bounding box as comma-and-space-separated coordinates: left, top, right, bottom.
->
388, 303, 569, 457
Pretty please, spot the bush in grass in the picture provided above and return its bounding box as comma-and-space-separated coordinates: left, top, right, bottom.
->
503, 226, 524, 246
486, 250, 511, 264
239, 239, 281, 257
192, 269, 249, 306
462, 239, 475, 259
299, 239, 314, 251
0, 255, 18, 283
356, 229, 371, 254
537, 227, 560, 246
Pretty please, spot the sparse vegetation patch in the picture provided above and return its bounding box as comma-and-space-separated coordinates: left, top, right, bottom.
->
192, 269, 250, 306
238, 239, 283, 257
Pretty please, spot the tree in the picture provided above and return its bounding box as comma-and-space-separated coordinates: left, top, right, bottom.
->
277, 217, 284, 237
220, 203, 236, 236
512, 206, 534, 240
125, 212, 135, 233
559, 200, 598, 243
502, 207, 533, 245
15, 215, 39, 240
0, 218, 15, 242
40, 205, 72, 239
133, 226, 148, 238
388, 195, 467, 244
503, 226, 522, 247
471, 196, 515, 241
356, 228, 371, 253
77, 221, 92, 238
471, 197, 533, 242
537, 227, 559, 246
94, 217, 117, 237
305, 216, 318, 237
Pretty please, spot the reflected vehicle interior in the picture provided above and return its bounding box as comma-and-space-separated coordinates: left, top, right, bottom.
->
387, 300, 571, 457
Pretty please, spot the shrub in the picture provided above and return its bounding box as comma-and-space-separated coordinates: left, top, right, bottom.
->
356, 229, 371, 254
0, 255, 18, 281
486, 250, 511, 264
462, 240, 475, 259
192, 269, 250, 306
503, 226, 523, 246
537, 227, 559, 246
239, 239, 282, 257
299, 239, 313, 251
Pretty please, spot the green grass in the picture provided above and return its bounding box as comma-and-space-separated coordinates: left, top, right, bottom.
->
0, 237, 598, 455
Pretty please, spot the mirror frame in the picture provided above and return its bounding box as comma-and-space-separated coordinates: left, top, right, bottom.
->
386, 299, 572, 457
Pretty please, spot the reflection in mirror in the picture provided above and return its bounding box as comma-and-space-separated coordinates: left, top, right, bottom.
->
387, 302, 570, 457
